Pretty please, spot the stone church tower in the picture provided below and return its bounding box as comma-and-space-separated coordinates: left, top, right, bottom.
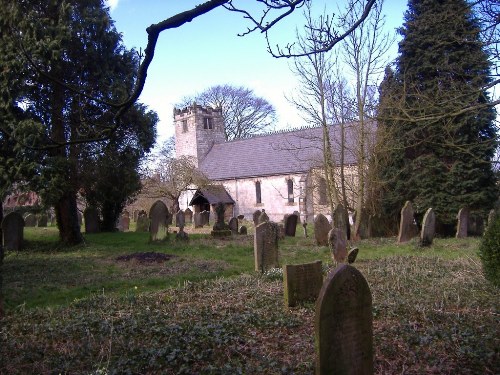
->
174, 104, 225, 167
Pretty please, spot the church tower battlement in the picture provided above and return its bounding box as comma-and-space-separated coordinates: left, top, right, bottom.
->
174, 104, 225, 167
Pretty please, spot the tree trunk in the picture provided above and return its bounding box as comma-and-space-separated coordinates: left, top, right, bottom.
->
0, 202, 4, 318
55, 191, 83, 245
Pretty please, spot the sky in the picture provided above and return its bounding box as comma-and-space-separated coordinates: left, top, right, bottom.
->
105, 0, 407, 148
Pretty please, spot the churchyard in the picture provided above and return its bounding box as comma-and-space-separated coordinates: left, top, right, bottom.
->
1, 220, 498, 374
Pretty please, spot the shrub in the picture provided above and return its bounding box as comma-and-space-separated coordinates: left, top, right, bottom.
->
479, 213, 500, 287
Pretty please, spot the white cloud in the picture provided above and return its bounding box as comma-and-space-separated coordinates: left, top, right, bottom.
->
105, 0, 119, 12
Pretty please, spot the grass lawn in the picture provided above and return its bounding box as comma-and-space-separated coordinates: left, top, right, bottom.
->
1, 224, 498, 374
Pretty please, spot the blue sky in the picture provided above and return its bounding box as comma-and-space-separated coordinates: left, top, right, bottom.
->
106, 0, 407, 147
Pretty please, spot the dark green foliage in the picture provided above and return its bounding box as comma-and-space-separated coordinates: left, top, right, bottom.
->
479, 213, 500, 286
376, 0, 498, 233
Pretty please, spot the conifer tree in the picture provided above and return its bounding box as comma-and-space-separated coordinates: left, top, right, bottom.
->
377, 0, 498, 234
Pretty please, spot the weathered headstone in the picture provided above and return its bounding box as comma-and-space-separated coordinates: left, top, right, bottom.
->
420, 208, 436, 246
456, 207, 469, 239
211, 203, 231, 237
333, 204, 349, 240
258, 209, 269, 224
84, 207, 100, 234
2, 212, 24, 251
118, 215, 130, 232
397, 201, 418, 243
328, 228, 347, 263
283, 260, 323, 307
194, 212, 203, 228
184, 207, 193, 224
24, 213, 36, 227
252, 210, 262, 227
314, 214, 331, 246
149, 200, 169, 241
135, 215, 149, 232
239, 225, 248, 235
228, 217, 239, 234
284, 213, 298, 237
37, 214, 48, 227
176, 210, 186, 229
315, 264, 373, 375
254, 221, 279, 272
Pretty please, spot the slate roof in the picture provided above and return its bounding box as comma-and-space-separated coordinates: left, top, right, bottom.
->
199, 122, 374, 180
189, 185, 235, 205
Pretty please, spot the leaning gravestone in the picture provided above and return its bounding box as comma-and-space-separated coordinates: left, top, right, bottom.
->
284, 213, 298, 237
333, 204, 349, 240
84, 207, 100, 234
456, 207, 469, 238
149, 200, 169, 241
420, 208, 436, 246
315, 264, 373, 375
254, 221, 279, 272
258, 210, 269, 224
228, 217, 239, 234
24, 213, 36, 227
184, 207, 193, 224
397, 201, 418, 243
37, 214, 48, 227
328, 228, 347, 263
252, 210, 262, 227
2, 212, 24, 251
283, 260, 323, 307
314, 214, 331, 246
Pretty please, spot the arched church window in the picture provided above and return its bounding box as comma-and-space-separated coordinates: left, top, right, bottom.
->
255, 181, 262, 204
287, 179, 294, 203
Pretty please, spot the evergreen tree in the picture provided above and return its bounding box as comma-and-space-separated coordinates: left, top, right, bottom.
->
377, 0, 498, 234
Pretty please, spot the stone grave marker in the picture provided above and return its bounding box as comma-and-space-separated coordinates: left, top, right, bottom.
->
239, 225, 248, 235
252, 210, 262, 227
456, 207, 469, 238
315, 264, 373, 375
118, 215, 130, 232
333, 203, 349, 240
194, 212, 202, 228
283, 260, 323, 307
37, 214, 48, 227
149, 200, 169, 241
254, 221, 279, 272
258, 209, 269, 224
135, 212, 149, 232
24, 213, 36, 227
284, 213, 298, 237
397, 201, 418, 243
176, 210, 185, 229
184, 207, 193, 224
420, 208, 436, 246
314, 214, 330, 246
84, 207, 100, 234
347, 247, 359, 264
228, 217, 239, 234
328, 228, 347, 263
2, 212, 24, 251
211, 203, 231, 237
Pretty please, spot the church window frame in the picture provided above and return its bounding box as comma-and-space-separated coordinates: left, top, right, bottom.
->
203, 117, 213, 130
182, 119, 188, 133
287, 178, 294, 203
255, 181, 262, 204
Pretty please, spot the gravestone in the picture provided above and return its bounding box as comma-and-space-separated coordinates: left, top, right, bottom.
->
184, 207, 193, 224
283, 260, 323, 307
315, 264, 373, 375
333, 204, 349, 240
149, 200, 169, 241
284, 213, 298, 237
237, 214, 245, 221
254, 221, 279, 272
176, 210, 185, 229
24, 213, 36, 227
347, 247, 359, 264
397, 201, 418, 243
468, 215, 484, 236
37, 214, 48, 227
328, 228, 347, 263
239, 225, 248, 235
252, 210, 262, 227
118, 215, 130, 232
420, 208, 436, 246
258, 209, 269, 224
2, 212, 24, 251
84, 207, 100, 234
456, 207, 469, 238
314, 214, 331, 246
135, 215, 150, 232
194, 212, 203, 228
228, 217, 239, 234
211, 203, 231, 237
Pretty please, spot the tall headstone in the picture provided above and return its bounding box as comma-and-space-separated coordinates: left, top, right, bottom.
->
37, 214, 48, 227
258, 209, 269, 224
118, 215, 130, 232
228, 217, 239, 234
314, 214, 331, 246
397, 201, 418, 243
420, 208, 436, 246
284, 213, 298, 237
184, 207, 193, 224
328, 228, 347, 263
135, 214, 149, 232
283, 260, 323, 307
149, 200, 169, 241
84, 207, 100, 234
1, 212, 24, 251
24, 213, 36, 227
333, 204, 349, 240
254, 221, 279, 272
315, 264, 373, 375
252, 210, 262, 227
456, 207, 469, 239
194, 212, 203, 228
176, 210, 185, 229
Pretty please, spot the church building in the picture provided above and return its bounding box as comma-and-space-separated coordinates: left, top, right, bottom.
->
175, 104, 363, 223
